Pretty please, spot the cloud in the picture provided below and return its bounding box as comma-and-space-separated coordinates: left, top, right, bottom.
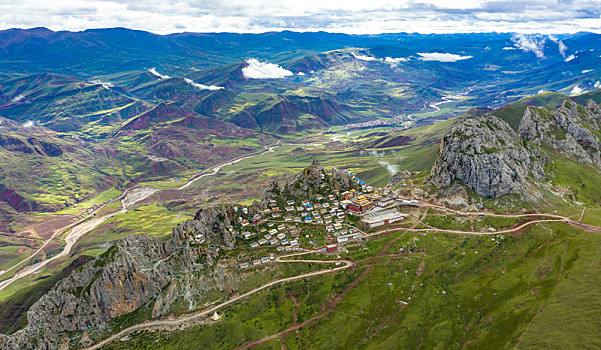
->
502, 47, 517, 50
595, 81, 601, 89
565, 54, 576, 62
297, 72, 305, 76
12, 94, 25, 103
417, 52, 473, 62
2, 0, 601, 34
352, 53, 377, 61
384, 56, 408, 63
571, 85, 584, 95
184, 78, 224, 90
241, 58, 293, 79
582, 69, 593, 73
22, 120, 35, 128
90, 79, 113, 89
511, 34, 546, 58
548, 35, 567, 57
360, 149, 384, 157
379, 160, 399, 176
148, 67, 170, 79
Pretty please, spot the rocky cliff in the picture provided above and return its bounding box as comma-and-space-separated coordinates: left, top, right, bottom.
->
429, 98, 601, 199
0, 162, 327, 349
429, 114, 546, 198
518, 100, 601, 167
0, 204, 245, 349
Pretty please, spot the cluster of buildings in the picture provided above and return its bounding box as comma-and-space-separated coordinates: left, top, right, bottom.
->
233, 168, 424, 270
238, 253, 275, 270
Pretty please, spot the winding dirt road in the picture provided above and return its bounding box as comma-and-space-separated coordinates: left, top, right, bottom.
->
0, 187, 158, 291
0, 143, 281, 291
81, 251, 353, 350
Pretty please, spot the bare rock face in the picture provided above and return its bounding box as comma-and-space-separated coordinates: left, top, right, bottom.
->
429, 98, 601, 199
518, 101, 601, 167
429, 114, 546, 198
0, 204, 244, 349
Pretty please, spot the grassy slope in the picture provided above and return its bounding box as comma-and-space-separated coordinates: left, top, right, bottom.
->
103, 220, 601, 350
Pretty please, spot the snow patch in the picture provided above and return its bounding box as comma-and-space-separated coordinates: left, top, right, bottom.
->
417, 52, 472, 62
148, 68, 170, 79
241, 58, 293, 79
184, 78, 224, 91
511, 34, 546, 58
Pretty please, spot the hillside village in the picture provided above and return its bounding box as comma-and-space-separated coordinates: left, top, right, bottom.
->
209, 164, 421, 270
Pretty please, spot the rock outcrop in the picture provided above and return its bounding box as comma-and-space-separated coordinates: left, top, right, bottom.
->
429, 114, 546, 198
0, 203, 245, 349
518, 101, 601, 167
264, 160, 359, 201
429, 98, 601, 199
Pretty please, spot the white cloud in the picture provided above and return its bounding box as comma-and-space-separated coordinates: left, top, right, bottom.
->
297, 72, 305, 76
90, 79, 113, 89
384, 56, 408, 63
571, 85, 584, 95
22, 120, 35, 128
595, 81, 601, 89
352, 53, 377, 61
417, 52, 473, 62
2, 0, 601, 35
538, 89, 547, 94
511, 34, 546, 58
582, 69, 593, 73
148, 67, 170, 79
378, 160, 399, 176
12, 94, 25, 103
558, 41, 567, 57
548, 35, 567, 57
502, 47, 517, 50
241, 58, 293, 79
184, 78, 224, 91
565, 54, 576, 62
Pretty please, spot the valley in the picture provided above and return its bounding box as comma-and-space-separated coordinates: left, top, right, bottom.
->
1, 28, 601, 350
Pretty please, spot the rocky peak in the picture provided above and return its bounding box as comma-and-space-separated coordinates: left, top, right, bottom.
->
429, 114, 546, 198
518, 103, 601, 167
264, 160, 359, 201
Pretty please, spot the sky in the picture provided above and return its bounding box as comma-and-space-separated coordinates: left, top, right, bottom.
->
0, 0, 600, 34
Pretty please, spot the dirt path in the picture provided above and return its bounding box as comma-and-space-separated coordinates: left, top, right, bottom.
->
80, 251, 353, 350
0, 187, 157, 291
179, 142, 279, 190
0, 142, 282, 290
235, 210, 425, 349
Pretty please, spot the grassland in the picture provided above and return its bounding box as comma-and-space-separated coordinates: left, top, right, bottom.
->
102, 217, 601, 350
